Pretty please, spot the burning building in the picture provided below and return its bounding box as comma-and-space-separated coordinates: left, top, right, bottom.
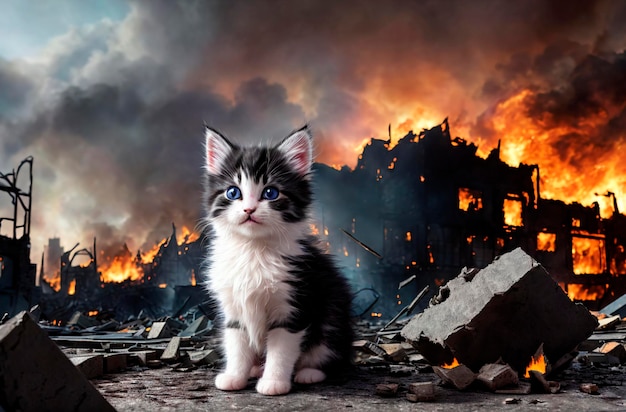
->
39, 224, 205, 322
312, 119, 626, 315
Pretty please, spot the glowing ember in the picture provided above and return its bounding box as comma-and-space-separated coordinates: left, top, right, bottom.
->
524, 354, 547, 378
441, 358, 460, 369
88, 310, 98, 316
190, 270, 197, 286
44, 272, 61, 292
310, 224, 320, 235
158, 283, 167, 289
370, 312, 382, 318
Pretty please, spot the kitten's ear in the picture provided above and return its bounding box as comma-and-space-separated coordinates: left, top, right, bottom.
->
278, 126, 313, 176
205, 126, 234, 174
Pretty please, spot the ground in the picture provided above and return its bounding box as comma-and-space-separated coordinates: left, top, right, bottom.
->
94, 364, 626, 411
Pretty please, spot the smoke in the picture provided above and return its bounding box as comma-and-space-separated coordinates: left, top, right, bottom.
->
1, 0, 625, 267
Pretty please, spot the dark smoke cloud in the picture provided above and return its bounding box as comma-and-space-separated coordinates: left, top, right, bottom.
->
1, 0, 625, 267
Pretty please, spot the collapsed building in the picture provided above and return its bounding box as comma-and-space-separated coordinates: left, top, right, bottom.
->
0, 157, 37, 317
312, 119, 626, 315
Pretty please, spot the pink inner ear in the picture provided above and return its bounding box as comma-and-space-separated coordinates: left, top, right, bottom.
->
292, 138, 311, 174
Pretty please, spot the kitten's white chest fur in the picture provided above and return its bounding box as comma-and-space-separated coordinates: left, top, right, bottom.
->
208, 231, 301, 350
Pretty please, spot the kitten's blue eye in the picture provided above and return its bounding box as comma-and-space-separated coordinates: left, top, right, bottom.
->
262, 186, 279, 200
225, 186, 241, 200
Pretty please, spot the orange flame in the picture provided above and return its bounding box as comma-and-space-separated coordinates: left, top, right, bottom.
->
100, 255, 143, 283
441, 358, 460, 369
524, 354, 547, 378
564, 283, 606, 301
177, 225, 200, 245
68, 279, 76, 295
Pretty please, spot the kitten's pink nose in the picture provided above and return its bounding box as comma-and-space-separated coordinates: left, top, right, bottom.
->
244, 207, 256, 215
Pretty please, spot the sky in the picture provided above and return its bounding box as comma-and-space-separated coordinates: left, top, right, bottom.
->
1, 0, 626, 268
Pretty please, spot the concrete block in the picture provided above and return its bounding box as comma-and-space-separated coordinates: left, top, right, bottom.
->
0, 311, 114, 411
401, 248, 598, 373
433, 365, 476, 390
160, 336, 181, 362
147, 321, 172, 339
189, 349, 219, 365
407, 381, 435, 402
477, 363, 519, 391
70, 354, 104, 379
596, 341, 626, 363
104, 353, 127, 373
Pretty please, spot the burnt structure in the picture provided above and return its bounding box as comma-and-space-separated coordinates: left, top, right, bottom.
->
313, 119, 626, 314
40, 224, 205, 322
0, 157, 37, 317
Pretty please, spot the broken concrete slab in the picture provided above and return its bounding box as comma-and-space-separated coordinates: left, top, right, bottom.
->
407, 381, 435, 402
104, 353, 128, 373
148, 321, 172, 339
433, 365, 477, 390
477, 363, 519, 391
401, 248, 598, 373
161, 336, 182, 362
0, 311, 114, 411
70, 354, 104, 379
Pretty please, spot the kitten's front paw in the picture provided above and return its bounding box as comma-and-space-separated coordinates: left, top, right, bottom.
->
215, 373, 248, 391
294, 368, 326, 384
256, 378, 291, 395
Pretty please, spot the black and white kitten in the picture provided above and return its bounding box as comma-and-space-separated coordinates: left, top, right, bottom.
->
202, 125, 354, 396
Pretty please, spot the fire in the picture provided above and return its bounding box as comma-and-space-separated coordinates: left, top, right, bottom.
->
158, 283, 167, 289
524, 354, 547, 378
537, 232, 556, 252
68, 279, 76, 295
100, 255, 144, 283
572, 234, 606, 274
503, 198, 522, 226
441, 358, 460, 369
88, 310, 98, 316
177, 225, 200, 244
140, 239, 167, 264
190, 269, 197, 286
565, 283, 606, 301
44, 272, 61, 292
458, 188, 483, 212
478, 88, 625, 218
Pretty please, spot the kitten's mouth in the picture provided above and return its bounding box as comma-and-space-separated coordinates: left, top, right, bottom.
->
242, 216, 260, 225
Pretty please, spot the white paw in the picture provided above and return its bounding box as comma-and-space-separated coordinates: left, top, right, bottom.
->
256, 378, 291, 395
294, 368, 326, 384
250, 364, 264, 378
215, 373, 248, 391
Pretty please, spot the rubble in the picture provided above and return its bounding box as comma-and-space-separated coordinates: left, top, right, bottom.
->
406, 381, 435, 402
0, 311, 114, 411
401, 248, 599, 373
433, 365, 477, 390
477, 363, 519, 391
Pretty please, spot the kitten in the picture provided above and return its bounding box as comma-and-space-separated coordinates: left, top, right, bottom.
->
202, 125, 354, 396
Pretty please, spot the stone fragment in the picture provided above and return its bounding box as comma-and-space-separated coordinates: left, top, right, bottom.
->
104, 353, 128, 373
375, 383, 399, 397
477, 363, 519, 391
0, 311, 114, 411
147, 321, 172, 339
161, 336, 182, 362
579, 383, 599, 395
401, 248, 598, 373
495, 382, 532, 395
433, 365, 476, 390
189, 349, 219, 365
406, 381, 435, 402
70, 354, 104, 379
596, 341, 626, 363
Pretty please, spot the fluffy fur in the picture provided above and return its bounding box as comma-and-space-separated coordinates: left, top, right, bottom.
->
202, 125, 353, 396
